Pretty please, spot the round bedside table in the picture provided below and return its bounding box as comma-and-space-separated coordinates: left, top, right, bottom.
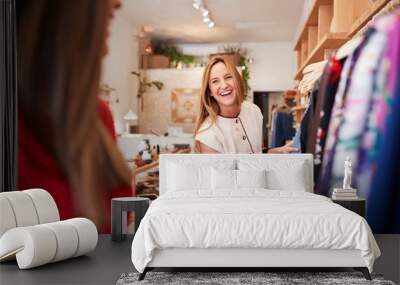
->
111, 197, 150, 242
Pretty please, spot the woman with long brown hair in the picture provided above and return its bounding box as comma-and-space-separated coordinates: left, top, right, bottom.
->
194, 56, 297, 154
17, 0, 133, 233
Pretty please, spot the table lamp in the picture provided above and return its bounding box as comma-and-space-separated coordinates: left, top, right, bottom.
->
123, 110, 138, 134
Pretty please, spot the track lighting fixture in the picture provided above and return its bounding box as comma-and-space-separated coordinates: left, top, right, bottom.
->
193, 0, 215, 29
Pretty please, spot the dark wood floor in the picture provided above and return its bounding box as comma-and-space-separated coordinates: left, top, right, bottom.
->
0, 235, 134, 285
0, 235, 398, 284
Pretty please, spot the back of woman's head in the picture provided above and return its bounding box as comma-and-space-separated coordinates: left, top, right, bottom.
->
194, 56, 245, 136
17, 0, 131, 225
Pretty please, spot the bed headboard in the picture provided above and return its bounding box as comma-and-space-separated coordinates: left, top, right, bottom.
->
159, 154, 314, 195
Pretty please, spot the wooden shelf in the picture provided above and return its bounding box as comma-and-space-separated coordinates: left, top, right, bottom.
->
293, 0, 391, 81
347, 0, 390, 38
295, 33, 348, 80
295, 0, 333, 50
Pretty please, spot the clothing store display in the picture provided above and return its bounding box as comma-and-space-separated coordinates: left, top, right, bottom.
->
318, 39, 366, 196
313, 58, 345, 185
195, 101, 263, 153
18, 99, 133, 233
305, 63, 331, 156
296, 10, 400, 233
330, 29, 387, 194
271, 111, 295, 148
299, 80, 319, 154
367, 13, 400, 233
298, 60, 327, 97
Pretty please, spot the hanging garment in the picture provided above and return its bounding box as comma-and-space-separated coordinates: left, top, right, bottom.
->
318, 27, 375, 196
299, 93, 312, 153
318, 50, 360, 196
314, 58, 345, 190
292, 127, 302, 152
356, 34, 387, 199
300, 81, 319, 154
329, 28, 387, 193
271, 112, 295, 148
305, 66, 329, 155
367, 13, 400, 233
314, 10, 400, 233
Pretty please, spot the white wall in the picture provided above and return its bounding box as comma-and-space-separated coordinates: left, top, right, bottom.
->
294, 0, 315, 43
244, 42, 296, 92
177, 42, 296, 93
102, 12, 139, 133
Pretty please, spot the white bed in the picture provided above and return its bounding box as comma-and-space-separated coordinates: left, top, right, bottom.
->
131, 154, 380, 280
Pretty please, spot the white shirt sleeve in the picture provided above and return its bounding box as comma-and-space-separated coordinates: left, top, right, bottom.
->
194, 124, 224, 153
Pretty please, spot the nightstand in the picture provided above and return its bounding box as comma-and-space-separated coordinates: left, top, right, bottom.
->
111, 197, 150, 242
331, 198, 366, 218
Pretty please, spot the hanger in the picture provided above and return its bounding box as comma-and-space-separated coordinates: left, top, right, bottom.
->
336, 37, 363, 60
303, 60, 328, 75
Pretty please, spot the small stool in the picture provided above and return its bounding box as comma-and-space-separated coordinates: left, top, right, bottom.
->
111, 197, 150, 242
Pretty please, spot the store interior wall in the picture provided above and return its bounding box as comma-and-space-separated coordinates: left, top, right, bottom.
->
178, 42, 296, 94
102, 11, 139, 133
294, 0, 315, 42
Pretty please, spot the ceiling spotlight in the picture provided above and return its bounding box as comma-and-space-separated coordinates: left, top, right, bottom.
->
193, 0, 202, 9
194, 0, 215, 29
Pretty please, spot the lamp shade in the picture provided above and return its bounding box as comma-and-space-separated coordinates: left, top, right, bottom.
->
123, 110, 138, 121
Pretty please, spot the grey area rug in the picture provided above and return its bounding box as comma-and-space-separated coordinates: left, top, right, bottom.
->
116, 272, 396, 285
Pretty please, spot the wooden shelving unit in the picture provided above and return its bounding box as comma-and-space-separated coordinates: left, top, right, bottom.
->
347, 0, 390, 38
295, 32, 347, 79
294, 0, 390, 80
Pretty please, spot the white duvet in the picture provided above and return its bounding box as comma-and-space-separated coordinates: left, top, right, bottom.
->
131, 190, 380, 273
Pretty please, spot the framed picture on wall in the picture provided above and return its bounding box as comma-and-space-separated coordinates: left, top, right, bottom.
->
171, 88, 200, 123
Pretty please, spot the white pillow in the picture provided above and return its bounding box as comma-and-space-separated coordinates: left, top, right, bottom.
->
211, 169, 267, 190
167, 160, 235, 191
237, 169, 266, 189
238, 159, 308, 191
265, 164, 307, 191
211, 168, 236, 190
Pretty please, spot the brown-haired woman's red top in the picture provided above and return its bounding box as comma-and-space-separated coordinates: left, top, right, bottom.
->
18, 99, 134, 233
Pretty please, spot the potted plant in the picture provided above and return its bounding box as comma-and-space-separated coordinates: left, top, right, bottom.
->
152, 40, 194, 68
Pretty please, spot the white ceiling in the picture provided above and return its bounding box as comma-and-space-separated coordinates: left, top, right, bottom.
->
120, 0, 306, 43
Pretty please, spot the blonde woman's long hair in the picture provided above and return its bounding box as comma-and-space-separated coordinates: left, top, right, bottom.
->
194, 56, 246, 142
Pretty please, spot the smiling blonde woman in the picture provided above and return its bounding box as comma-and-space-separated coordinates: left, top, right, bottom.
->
194, 56, 297, 154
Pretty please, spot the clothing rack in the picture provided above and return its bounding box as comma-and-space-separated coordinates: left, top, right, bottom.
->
292, 9, 400, 233
354, 0, 400, 37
